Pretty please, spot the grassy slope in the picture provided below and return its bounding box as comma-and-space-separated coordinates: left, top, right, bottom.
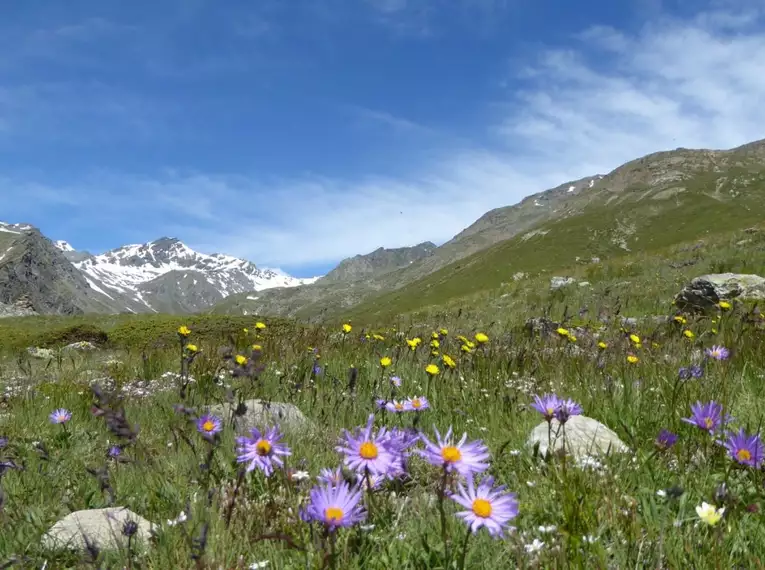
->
346, 170, 765, 324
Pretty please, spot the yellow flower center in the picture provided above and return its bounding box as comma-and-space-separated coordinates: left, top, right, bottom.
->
736, 449, 752, 462
359, 441, 379, 460
324, 507, 344, 523
704, 418, 713, 429
472, 498, 493, 518
202, 420, 215, 432
441, 446, 462, 463
255, 440, 272, 456
412, 399, 422, 408
546, 407, 555, 416
394, 402, 404, 410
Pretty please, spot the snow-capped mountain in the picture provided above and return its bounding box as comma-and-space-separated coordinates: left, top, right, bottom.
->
47, 236, 319, 314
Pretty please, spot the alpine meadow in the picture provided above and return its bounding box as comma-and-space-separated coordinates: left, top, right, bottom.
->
3, 2, 765, 569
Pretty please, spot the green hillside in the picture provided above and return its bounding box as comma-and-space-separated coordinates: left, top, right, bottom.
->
346, 168, 765, 323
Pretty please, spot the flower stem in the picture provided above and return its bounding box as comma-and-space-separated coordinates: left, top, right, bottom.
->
437, 467, 451, 566
457, 525, 472, 570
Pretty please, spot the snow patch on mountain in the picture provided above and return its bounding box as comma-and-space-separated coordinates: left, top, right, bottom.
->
54, 240, 75, 252
73, 237, 320, 310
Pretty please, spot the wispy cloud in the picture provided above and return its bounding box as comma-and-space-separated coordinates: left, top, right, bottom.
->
496, 7, 765, 169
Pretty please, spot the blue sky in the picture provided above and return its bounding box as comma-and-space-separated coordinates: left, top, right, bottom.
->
1, 0, 764, 277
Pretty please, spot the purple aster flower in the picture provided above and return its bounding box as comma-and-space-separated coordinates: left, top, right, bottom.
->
705, 345, 730, 361
336, 414, 397, 477
554, 398, 583, 424
390, 376, 402, 387
450, 475, 519, 538
385, 400, 408, 413
107, 445, 122, 458
722, 428, 764, 468
49, 408, 72, 424
375, 399, 387, 410
0, 436, 7, 449
655, 429, 678, 451
679, 365, 704, 380
236, 426, 292, 476
531, 394, 561, 422
300, 481, 367, 531
682, 401, 724, 433
318, 467, 345, 487
312, 364, 323, 376
419, 426, 490, 477
380, 427, 419, 478
406, 396, 430, 412
196, 414, 223, 437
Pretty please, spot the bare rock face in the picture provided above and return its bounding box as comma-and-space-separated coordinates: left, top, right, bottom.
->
42, 507, 155, 551
527, 415, 630, 460
675, 273, 765, 312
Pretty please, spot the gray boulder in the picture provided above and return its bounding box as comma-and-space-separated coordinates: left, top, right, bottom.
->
209, 399, 313, 435
26, 347, 56, 360
527, 415, 629, 460
62, 341, 97, 352
675, 273, 765, 311
42, 507, 155, 551
550, 276, 576, 290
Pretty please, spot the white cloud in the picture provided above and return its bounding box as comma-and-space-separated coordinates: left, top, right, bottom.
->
3, 4, 765, 272
499, 8, 765, 168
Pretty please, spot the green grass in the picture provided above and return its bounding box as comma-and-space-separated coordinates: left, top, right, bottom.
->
346, 184, 765, 323
2, 268, 765, 567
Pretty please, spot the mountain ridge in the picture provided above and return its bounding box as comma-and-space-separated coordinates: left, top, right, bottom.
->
0, 227, 320, 316
213, 137, 765, 321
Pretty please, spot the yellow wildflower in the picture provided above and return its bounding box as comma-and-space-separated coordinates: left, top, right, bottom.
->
242, 328, 249, 334
673, 315, 687, 324
440, 328, 448, 336
683, 329, 695, 339
252, 344, 262, 351
425, 364, 440, 376
373, 334, 385, 341
235, 355, 248, 366
178, 325, 191, 337
442, 354, 456, 369
629, 334, 640, 344
342, 323, 352, 334
598, 341, 608, 349
255, 321, 266, 330
432, 331, 440, 340
696, 502, 724, 526
380, 356, 392, 368
556, 327, 569, 337
475, 332, 489, 344
461, 344, 472, 353
627, 355, 639, 364
718, 300, 731, 310
185, 343, 198, 353
430, 339, 440, 349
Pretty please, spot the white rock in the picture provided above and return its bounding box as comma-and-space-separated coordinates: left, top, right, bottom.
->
42, 507, 155, 551
550, 276, 576, 290
527, 415, 629, 459
209, 399, 313, 435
